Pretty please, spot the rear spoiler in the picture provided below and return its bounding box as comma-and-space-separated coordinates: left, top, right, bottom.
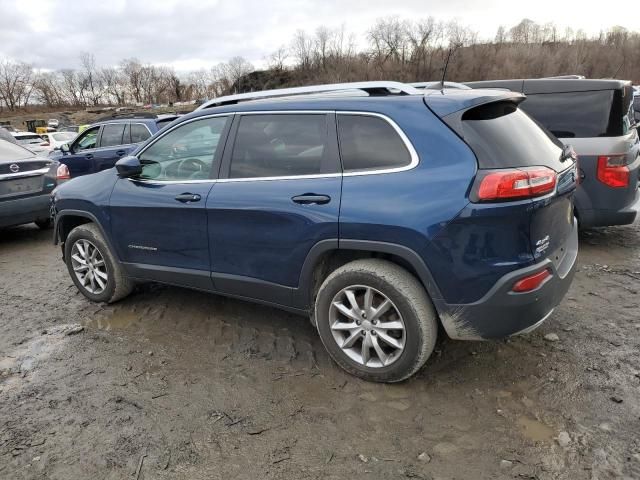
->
423, 88, 525, 118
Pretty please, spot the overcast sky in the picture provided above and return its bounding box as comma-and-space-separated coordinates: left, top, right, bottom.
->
0, 0, 634, 71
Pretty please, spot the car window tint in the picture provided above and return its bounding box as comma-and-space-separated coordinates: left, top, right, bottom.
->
100, 124, 125, 147
337, 115, 411, 172
461, 101, 563, 169
230, 114, 329, 179
520, 90, 616, 138
138, 116, 228, 181
130, 123, 151, 143
75, 127, 100, 151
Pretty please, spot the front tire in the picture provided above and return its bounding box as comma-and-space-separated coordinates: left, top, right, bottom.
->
315, 259, 438, 383
64, 223, 133, 303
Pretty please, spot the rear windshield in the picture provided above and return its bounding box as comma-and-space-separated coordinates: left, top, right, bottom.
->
16, 135, 43, 144
0, 139, 36, 161
460, 101, 564, 169
520, 89, 632, 138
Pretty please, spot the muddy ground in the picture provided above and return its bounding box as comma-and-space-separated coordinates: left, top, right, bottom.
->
0, 222, 639, 480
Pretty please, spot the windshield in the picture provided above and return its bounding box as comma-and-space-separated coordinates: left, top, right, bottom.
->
0, 138, 36, 160
52, 132, 76, 142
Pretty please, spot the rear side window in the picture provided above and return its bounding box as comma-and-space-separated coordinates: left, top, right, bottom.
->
100, 124, 125, 147
460, 101, 563, 169
337, 114, 411, 172
130, 123, 151, 143
520, 90, 620, 138
229, 114, 330, 179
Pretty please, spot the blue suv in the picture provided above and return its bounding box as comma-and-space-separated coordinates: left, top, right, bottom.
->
51, 113, 178, 179
51, 82, 579, 382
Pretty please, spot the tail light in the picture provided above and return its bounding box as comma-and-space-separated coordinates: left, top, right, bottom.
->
476, 167, 557, 202
56, 164, 70, 180
512, 269, 552, 293
597, 155, 629, 188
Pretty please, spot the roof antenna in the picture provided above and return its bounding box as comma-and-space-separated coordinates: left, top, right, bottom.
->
440, 43, 460, 94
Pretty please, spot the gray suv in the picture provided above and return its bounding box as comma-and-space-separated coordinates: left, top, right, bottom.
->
466, 78, 640, 228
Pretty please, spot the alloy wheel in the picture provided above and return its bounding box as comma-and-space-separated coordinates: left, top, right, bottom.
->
329, 285, 406, 368
70, 239, 108, 295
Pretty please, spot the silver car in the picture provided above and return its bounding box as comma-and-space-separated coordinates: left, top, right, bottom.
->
466, 78, 640, 228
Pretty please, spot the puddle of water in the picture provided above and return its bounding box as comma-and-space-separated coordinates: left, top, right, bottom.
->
516, 416, 555, 442
85, 311, 138, 331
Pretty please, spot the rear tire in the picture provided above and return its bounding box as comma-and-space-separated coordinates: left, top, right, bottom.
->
65, 223, 133, 303
315, 259, 438, 383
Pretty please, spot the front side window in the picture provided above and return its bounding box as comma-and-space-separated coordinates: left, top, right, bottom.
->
138, 116, 228, 181
74, 127, 100, 151
337, 114, 411, 172
100, 124, 125, 147
229, 114, 330, 179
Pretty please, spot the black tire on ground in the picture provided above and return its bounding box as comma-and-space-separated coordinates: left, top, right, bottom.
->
64, 223, 134, 303
35, 218, 52, 229
315, 258, 438, 383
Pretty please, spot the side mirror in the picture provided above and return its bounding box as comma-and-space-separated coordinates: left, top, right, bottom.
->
115, 156, 142, 178
60, 143, 70, 154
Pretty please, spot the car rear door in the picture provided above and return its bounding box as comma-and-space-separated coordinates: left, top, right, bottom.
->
92, 123, 131, 172
207, 112, 342, 307
109, 115, 231, 290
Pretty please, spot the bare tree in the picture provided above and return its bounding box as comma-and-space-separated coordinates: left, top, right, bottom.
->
0, 60, 33, 111
79, 53, 104, 106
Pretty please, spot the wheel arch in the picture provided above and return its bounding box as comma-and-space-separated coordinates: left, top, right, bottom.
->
55, 210, 118, 262
296, 239, 447, 317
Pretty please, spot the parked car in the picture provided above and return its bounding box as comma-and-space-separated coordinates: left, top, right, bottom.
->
52, 81, 578, 382
466, 78, 640, 228
0, 139, 60, 229
48, 119, 60, 129
11, 132, 49, 155
50, 113, 178, 179
0, 127, 18, 144
0, 123, 18, 133
40, 131, 77, 152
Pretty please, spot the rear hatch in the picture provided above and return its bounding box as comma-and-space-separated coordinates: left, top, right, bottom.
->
0, 141, 54, 201
429, 92, 578, 267
518, 86, 640, 213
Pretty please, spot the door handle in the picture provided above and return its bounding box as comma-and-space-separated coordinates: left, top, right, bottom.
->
116, 150, 126, 156
86, 153, 93, 159
291, 194, 331, 205
175, 193, 202, 203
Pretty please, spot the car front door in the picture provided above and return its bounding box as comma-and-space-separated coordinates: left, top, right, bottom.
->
109, 115, 232, 290
63, 126, 101, 177
208, 112, 342, 307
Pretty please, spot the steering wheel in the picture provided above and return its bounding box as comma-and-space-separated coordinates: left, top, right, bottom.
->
177, 158, 208, 179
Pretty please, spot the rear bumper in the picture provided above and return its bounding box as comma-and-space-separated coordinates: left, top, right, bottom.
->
439, 220, 578, 340
578, 188, 639, 228
0, 194, 51, 228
